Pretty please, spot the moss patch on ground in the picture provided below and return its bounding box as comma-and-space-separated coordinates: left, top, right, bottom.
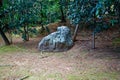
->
0, 45, 25, 54
67, 72, 120, 80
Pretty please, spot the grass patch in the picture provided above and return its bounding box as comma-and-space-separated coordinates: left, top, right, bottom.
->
0, 67, 30, 80
113, 38, 120, 43
112, 38, 120, 47
67, 75, 81, 80
67, 72, 120, 80
0, 45, 25, 54
45, 73, 63, 80
25, 72, 63, 80
0, 69, 119, 80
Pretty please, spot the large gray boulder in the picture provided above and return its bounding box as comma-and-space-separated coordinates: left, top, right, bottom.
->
38, 26, 73, 52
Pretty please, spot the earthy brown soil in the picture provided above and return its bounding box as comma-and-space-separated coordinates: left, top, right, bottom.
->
0, 22, 120, 80
10, 29, 120, 72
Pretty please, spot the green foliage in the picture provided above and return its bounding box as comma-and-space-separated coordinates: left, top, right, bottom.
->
40, 0, 62, 24
1, 0, 119, 43
0, 0, 41, 33
68, 0, 119, 33
0, 0, 65, 36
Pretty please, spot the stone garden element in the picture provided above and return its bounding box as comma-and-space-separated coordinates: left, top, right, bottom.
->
38, 26, 73, 52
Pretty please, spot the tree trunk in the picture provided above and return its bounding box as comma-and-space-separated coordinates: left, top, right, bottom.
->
0, 0, 10, 45
115, 1, 120, 24
0, 0, 2, 6
92, 12, 96, 49
60, 1, 66, 22
73, 24, 79, 42
92, 32, 95, 49
23, 26, 29, 41
0, 28, 10, 45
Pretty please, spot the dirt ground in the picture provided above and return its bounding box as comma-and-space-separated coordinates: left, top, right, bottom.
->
0, 25, 120, 80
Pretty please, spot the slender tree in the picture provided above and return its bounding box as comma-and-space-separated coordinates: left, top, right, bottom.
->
0, 0, 10, 45
0, 0, 42, 42
68, 0, 119, 49
59, 0, 66, 22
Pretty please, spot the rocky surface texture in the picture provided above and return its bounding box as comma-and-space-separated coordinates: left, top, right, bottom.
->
38, 26, 73, 52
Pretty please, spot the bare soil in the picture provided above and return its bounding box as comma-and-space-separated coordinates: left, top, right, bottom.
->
0, 24, 120, 80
